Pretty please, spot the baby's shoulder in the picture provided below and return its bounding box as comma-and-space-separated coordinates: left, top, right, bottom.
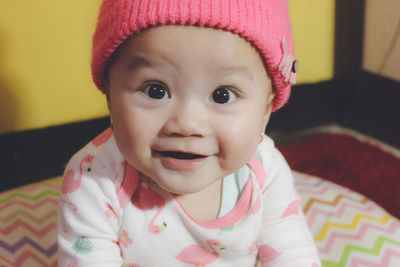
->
256, 136, 286, 168
255, 135, 292, 186
60, 129, 125, 222
65, 128, 124, 183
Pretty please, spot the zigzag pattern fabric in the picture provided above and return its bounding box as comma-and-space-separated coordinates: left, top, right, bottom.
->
1, 172, 399, 266
295, 171, 400, 267
0, 178, 61, 267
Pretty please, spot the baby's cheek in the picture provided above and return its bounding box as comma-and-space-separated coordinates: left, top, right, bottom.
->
220, 128, 259, 167
230, 119, 261, 144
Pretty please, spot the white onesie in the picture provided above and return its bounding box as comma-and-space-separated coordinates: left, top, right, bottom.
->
58, 128, 321, 266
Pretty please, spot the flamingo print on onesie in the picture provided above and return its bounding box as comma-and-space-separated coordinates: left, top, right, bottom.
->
60, 154, 94, 233
62, 154, 94, 195
61, 154, 94, 211
257, 244, 281, 265
131, 181, 167, 234
176, 240, 225, 266
58, 130, 321, 265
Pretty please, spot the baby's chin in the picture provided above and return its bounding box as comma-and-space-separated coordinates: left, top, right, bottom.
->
144, 172, 219, 196
154, 178, 212, 196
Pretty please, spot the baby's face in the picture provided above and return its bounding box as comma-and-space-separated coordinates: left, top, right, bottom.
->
107, 25, 274, 195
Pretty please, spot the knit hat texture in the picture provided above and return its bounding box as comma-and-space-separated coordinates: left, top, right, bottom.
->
92, 0, 296, 111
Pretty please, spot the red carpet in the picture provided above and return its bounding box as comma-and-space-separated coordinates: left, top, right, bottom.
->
278, 133, 400, 218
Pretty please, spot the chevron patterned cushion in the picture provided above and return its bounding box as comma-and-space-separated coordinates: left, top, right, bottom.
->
0, 178, 61, 267
294, 171, 400, 267
1, 173, 399, 266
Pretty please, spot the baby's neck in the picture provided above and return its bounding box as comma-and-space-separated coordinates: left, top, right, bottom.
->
175, 178, 223, 222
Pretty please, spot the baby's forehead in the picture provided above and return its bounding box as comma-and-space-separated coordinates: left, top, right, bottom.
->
119, 25, 266, 71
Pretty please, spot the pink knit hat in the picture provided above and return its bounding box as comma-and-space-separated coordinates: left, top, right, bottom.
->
91, 0, 297, 111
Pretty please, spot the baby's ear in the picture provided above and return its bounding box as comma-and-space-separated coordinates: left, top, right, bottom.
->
262, 92, 275, 130
267, 92, 275, 106
266, 92, 275, 113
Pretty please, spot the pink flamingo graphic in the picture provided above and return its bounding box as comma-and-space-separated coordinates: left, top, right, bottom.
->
61, 154, 94, 212
131, 182, 167, 234
257, 244, 281, 264
281, 199, 301, 218
62, 154, 94, 194
176, 240, 225, 266
60, 154, 94, 233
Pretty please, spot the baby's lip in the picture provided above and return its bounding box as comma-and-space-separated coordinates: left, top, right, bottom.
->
154, 150, 208, 160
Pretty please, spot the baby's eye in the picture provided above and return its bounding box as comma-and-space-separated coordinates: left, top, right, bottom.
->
211, 86, 238, 104
141, 82, 169, 99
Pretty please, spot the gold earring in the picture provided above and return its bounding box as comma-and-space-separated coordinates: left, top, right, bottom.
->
259, 132, 265, 143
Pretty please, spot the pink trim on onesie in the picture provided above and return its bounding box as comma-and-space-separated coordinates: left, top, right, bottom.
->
173, 177, 253, 229
247, 155, 266, 188
117, 155, 266, 227
174, 155, 266, 229
117, 163, 140, 208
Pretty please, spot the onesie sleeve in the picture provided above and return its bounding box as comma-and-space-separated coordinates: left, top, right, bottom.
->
57, 151, 124, 267
256, 139, 321, 266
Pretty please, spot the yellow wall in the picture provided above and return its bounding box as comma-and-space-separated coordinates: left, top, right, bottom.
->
0, 0, 335, 134
290, 0, 335, 83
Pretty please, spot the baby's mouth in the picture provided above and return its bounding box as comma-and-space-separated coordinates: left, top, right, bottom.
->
157, 151, 206, 160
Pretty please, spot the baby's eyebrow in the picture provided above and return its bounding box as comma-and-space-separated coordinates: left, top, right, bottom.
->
218, 65, 255, 82
127, 56, 154, 72
127, 54, 177, 73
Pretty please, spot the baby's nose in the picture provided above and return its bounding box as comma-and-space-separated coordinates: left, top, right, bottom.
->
162, 102, 208, 138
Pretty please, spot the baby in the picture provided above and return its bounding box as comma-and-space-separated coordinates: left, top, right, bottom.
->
58, 0, 321, 266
